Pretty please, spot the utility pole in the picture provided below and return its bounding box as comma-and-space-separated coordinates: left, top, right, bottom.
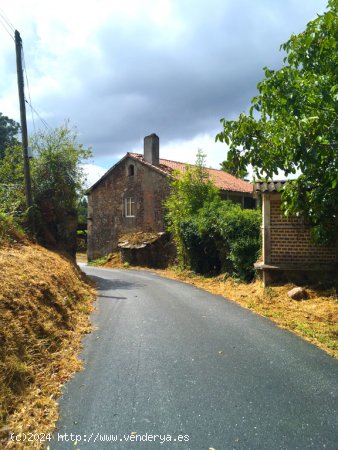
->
15, 29, 35, 234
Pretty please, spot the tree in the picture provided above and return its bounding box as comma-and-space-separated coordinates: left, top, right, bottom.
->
0, 143, 25, 217
220, 157, 248, 179
0, 122, 91, 255
30, 123, 92, 254
0, 113, 20, 160
216, 0, 338, 244
165, 150, 220, 264
77, 197, 88, 225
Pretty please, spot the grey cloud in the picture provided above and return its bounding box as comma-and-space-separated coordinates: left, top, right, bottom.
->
26, 0, 327, 158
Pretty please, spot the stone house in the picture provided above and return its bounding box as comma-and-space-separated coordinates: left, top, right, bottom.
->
254, 181, 338, 286
87, 133, 254, 260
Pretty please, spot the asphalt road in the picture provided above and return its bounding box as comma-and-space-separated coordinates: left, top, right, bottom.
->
51, 266, 338, 450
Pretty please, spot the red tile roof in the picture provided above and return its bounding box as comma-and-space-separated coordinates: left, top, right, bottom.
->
128, 153, 252, 194
254, 180, 286, 193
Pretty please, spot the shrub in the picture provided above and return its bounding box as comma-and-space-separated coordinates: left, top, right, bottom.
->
179, 201, 261, 281
165, 150, 220, 265
217, 203, 261, 280
180, 217, 221, 274
165, 151, 261, 281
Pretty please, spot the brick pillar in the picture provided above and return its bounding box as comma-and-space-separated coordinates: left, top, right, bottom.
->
262, 193, 271, 264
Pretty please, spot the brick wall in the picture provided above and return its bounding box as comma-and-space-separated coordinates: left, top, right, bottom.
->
269, 196, 336, 265
87, 157, 170, 260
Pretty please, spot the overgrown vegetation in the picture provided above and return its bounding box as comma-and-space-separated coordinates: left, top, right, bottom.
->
217, 0, 338, 245
165, 151, 261, 281
0, 113, 20, 160
0, 118, 95, 446
0, 212, 26, 245
0, 121, 91, 255
180, 201, 261, 280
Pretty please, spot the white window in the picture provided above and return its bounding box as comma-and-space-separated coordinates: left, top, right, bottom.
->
125, 197, 135, 217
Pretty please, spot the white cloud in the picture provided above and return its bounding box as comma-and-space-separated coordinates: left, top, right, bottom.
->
81, 163, 107, 188
159, 131, 227, 169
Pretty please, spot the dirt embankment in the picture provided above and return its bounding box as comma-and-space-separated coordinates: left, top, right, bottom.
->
0, 243, 95, 448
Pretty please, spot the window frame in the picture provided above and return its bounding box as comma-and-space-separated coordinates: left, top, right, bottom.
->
125, 197, 135, 217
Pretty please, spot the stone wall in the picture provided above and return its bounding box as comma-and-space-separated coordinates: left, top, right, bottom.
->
119, 232, 176, 269
87, 157, 170, 260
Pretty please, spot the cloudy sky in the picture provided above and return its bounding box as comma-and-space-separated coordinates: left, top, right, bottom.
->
0, 0, 328, 185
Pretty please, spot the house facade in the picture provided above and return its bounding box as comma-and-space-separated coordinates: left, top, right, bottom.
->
87, 134, 254, 261
254, 181, 338, 286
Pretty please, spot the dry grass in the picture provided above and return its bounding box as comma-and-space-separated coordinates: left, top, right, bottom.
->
99, 252, 337, 358
0, 243, 95, 449
155, 268, 338, 358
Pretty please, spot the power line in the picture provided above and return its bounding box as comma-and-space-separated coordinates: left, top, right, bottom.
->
22, 47, 36, 134
19, 37, 50, 132
0, 14, 14, 41
25, 100, 50, 131
0, 7, 15, 31
0, 6, 50, 134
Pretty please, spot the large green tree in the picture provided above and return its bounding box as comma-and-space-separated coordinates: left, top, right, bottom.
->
0, 113, 20, 160
216, 0, 338, 244
165, 150, 220, 264
31, 124, 91, 254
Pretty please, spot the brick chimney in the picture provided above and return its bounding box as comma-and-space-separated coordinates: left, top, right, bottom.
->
144, 133, 159, 166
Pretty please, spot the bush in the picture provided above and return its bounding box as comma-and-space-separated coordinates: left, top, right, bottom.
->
179, 201, 261, 281
217, 202, 261, 280
165, 150, 220, 265
180, 217, 222, 274
165, 151, 261, 281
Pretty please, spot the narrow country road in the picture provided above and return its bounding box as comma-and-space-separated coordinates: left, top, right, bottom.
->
51, 266, 338, 450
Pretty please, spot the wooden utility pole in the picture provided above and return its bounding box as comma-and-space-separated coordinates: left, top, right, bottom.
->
15, 29, 35, 234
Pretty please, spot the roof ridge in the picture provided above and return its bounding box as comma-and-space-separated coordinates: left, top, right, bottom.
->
113, 152, 253, 194
131, 153, 226, 173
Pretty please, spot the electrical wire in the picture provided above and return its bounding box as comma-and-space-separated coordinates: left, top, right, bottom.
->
0, 7, 15, 31
22, 47, 36, 134
0, 6, 51, 133
25, 100, 50, 131
20, 39, 50, 132
0, 14, 14, 41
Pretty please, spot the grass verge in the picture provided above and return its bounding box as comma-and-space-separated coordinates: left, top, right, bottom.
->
0, 243, 95, 449
156, 268, 338, 358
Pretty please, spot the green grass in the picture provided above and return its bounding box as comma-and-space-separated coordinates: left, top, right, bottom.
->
293, 321, 338, 351
88, 255, 110, 266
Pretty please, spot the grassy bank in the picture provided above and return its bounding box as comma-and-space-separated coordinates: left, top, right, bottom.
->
0, 243, 95, 448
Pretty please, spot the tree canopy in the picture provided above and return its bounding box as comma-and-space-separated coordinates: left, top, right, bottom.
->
164, 151, 260, 279
0, 122, 91, 254
0, 113, 20, 160
165, 150, 220, 263
216, 0, 338, 244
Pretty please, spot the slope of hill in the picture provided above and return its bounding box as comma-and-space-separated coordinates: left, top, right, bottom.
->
0, 240, 95, 448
